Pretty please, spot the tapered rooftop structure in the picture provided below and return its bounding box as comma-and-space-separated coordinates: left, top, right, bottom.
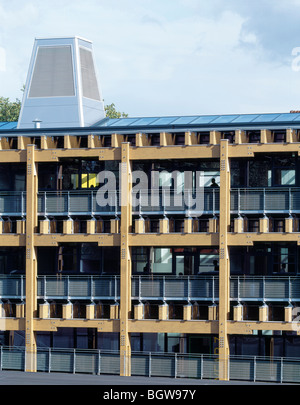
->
17, 36, 105, 129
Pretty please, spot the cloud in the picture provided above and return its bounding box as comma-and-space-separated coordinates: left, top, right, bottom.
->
0, 0, 300, 116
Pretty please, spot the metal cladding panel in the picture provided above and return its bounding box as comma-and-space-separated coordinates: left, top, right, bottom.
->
29, 46, 75, 98
80, 47, 100, 101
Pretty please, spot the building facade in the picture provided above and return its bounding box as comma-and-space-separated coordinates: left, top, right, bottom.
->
1, 116, 300, 380
1, 38, 300, 381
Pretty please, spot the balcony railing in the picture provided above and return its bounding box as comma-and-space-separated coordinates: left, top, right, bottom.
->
231, 187, 300, 214
0, 192, 26, 216
37, 275, 120, 301
2, 346, 300, 383
0, 187, 299, 216
1, 275, 300, 303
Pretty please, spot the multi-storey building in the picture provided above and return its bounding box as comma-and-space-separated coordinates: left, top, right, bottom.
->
0, 37, 300, 382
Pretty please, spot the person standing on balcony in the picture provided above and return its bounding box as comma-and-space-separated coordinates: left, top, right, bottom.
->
210, 178, 219, 187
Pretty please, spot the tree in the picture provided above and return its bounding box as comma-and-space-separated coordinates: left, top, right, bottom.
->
104, 102, 128, 119
0, 92, 128, 122
0, 96, 21, 122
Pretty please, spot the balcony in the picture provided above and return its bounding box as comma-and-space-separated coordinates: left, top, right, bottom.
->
231, 187, 300, 214
0, 187, 298, 218
1, 275, 300, 303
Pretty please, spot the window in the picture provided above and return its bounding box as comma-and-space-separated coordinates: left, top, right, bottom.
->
153, 248, 172, 274
132, 247, 149, 274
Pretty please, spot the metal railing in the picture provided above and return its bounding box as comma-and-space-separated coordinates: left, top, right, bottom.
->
1, 274, 300, 303
1, 346, 300, 383
0, 191, 26, 216
231, 187, 300, 214
37, 275, 120, 301
1, 187, 300, 216
131, 275, 218, 302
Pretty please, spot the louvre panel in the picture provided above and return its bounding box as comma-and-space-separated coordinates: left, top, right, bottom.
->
37, 350, 50, 372
255, 359, 281, 382
239, 191, 263, 211
0, 193, 24, 214
265, 278, 289, 299
38, 277, 67, 298
202, 357, 219, 379
1, 348, 24, 371
93, 277, 120, 299
239, 278, 262, 299
176, 356, 202, 378
50, 351, 74, 372
80, 47, 100, 101
74, 351, 99, 374
190, 277, 219, 299
165, 278, 188, 297
131, 354, 149, 376
140, 278, 162, 298
150, 355, 175, 377
265, 191, 289, 210
282, 361, 300, 383
230, 357, 254, 381
69, 277, 91, 297
29, 46, 75, 98
0, 276, 24, 298
44, 193, 68, 213
99, 353, 120, 375
69, 193, 91, 212
291, 191, 300, 210
291, 278, 300, 299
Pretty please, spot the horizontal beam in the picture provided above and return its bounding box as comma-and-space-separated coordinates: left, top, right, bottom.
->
33, 318, 120, 333
34, 234, 120, 246
35, 148, 121, 162
129, 233, 219, 246
228, 233, 300, 246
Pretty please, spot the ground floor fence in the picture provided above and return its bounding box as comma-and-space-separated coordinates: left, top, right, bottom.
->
0, 346, 299, 383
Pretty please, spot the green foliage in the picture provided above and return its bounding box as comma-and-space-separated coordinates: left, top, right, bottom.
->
0, 96, 21, 122
0, 87, 128, 122
104, 102, 128, 119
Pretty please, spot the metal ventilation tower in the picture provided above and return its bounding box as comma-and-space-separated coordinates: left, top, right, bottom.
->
17, 36, 106, 129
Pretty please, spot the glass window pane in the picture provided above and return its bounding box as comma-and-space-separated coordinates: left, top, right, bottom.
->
188, 115, 219, 124
153, 248, 172, 273
281, 170, 295, 185
231, 114, 259, 123
211, 115, 239, 123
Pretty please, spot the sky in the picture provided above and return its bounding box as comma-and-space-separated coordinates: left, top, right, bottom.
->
1, 0, 300, 118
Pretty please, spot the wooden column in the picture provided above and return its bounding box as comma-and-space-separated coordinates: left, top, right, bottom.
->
25, 144, 38, 372
218, 139, 230, 380
119, 142, 132, 376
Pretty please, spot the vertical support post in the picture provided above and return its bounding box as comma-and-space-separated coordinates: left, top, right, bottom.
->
119, 142, 132, 376
25, 144, 38, 372
218, 139, 230, 380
